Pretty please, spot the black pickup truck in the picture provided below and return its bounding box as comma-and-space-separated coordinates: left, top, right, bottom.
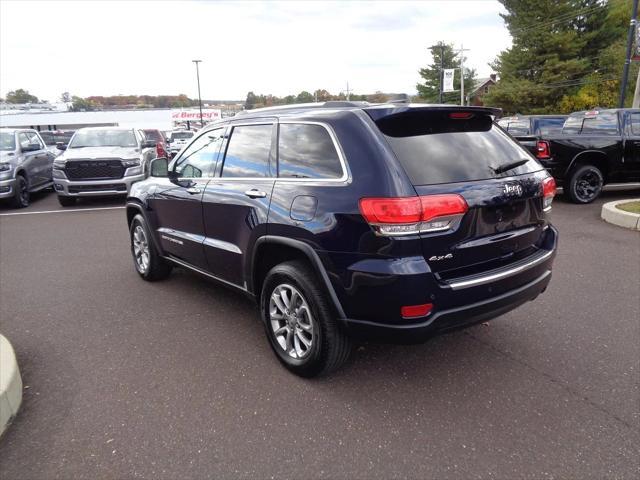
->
498, 114, 567, 159
532, 108, 640, 203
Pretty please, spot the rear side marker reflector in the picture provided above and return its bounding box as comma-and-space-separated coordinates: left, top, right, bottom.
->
359, 194, 468, 236
401, 303, 433, 319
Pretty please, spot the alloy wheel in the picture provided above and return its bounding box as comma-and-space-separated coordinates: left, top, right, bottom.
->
132, 225, 150, 273
575, 170, 602, 202
269, 284, 315, 359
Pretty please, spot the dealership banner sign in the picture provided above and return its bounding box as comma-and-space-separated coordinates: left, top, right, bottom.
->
443, 69, 456, 92
171, 109, 222, 121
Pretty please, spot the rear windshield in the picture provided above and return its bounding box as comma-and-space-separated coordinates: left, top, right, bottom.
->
535, 118, 565, 135
504, 120, 530, 135
562, 112, 619, 135
377, 111, 542, 185
171, 131, 194, 139
143, 130, 163, 141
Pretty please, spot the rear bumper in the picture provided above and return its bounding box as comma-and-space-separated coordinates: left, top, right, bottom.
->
342, 269, 552, 343
327, 225, 558, 343
0, 177, 16, 199
54, 174, 144, 197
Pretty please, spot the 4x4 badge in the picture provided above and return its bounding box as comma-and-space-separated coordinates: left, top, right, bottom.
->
429, 253, 453, 261
503, 183, 523, 196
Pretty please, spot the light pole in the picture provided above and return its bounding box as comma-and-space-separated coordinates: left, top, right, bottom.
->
192, 59, 203, 127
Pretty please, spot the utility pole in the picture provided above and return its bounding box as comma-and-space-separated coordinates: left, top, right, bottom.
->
192, 59, 203, 127
618, 0, 638, 108
458, 44, 470, 106
345, 81, 352, 101
439, 44, 444, 103
633, 68, 640, 108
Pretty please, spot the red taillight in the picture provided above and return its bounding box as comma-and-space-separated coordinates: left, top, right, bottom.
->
536, 140, 551, 159
542, 176, 556, 211
401, 303, 433, 319
359, 194, 468, 236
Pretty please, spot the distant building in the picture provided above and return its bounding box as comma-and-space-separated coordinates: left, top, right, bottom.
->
468, 74, 497, 106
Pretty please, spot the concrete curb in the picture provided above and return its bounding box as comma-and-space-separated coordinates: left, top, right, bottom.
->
601, 200, 640, 231
0, 334, 22, 437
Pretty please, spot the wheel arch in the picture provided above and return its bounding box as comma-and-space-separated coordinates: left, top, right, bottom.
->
566, 150, 610, 183
126, 201, 165, 256
250, 236, 346, 319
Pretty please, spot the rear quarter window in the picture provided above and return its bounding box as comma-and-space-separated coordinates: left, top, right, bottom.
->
377, 110, 542, 185
277, 123, 343, 179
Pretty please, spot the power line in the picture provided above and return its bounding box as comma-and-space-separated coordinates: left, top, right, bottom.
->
507, 1, 614, 36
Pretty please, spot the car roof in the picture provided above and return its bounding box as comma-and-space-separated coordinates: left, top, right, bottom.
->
0, 128, 37, 133
213, 101, 502, 127
75, 126, 135, 132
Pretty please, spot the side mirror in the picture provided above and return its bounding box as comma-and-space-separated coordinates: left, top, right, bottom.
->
150, 157, 169, 177
56, 142, 67, 151
142, 140, 156, 149
22, 143, 41, 152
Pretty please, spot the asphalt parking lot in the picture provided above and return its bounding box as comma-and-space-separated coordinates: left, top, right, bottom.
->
0, 188, 638, 479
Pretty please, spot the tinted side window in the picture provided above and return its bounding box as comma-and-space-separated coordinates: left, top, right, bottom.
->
174, 128, 225, 178
17, 133, 31, 149
278, 124, 342, 179
27, 132, 44, 149
221, 124, 272, 178
580, 113, 619, 135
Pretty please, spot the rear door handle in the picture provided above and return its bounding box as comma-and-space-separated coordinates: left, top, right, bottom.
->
245, 189, 267, 199
186, 187, 201, 194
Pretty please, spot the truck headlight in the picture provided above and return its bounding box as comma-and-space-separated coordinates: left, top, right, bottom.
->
52, 169, 67, 179
124, 166, 143, 177
0, 163, 12, 172
122, 159, 141, 168
53, 160, 66, 169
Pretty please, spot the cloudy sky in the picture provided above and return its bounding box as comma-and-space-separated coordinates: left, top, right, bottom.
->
0, 0, 511, 102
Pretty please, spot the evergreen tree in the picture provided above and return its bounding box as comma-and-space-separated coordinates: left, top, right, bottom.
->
416, 42, 476, 103
484, 0, 631, 114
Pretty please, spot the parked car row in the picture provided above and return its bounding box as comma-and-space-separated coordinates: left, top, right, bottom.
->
499, 108, 640, 203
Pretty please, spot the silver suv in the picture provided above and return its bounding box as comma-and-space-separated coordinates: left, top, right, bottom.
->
0, 128, 55, 208
53, 127, 157, 207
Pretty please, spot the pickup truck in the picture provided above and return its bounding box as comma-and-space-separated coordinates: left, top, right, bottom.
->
498, 114, 567, 157
534, 108, 640, 203
0, 128, 55, 208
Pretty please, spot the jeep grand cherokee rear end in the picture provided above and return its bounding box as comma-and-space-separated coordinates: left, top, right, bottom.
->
320, 106, 558, 341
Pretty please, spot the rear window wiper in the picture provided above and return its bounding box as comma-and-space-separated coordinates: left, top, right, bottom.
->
492, 158, 529, 175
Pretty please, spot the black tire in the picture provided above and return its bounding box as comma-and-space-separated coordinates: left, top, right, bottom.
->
129, 214, 172, 281
261, 260, 351, 377
57, 195, 77, 207
10, 174, 29, 208
567, 164, 604, 204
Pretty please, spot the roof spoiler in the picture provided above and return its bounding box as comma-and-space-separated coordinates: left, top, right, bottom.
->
364, 105, 503, 122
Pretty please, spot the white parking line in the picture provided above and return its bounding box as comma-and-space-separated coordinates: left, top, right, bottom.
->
0, 206, 125, 217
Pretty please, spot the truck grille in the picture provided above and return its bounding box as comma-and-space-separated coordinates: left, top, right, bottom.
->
64, 159, 124, 180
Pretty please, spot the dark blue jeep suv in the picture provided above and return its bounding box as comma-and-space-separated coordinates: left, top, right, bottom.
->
126, 102, 558, 377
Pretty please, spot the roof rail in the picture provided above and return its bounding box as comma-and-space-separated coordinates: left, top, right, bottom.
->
235, 101, 370, 116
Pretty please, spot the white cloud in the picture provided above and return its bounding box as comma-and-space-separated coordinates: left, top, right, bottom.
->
0, 0, 511, 102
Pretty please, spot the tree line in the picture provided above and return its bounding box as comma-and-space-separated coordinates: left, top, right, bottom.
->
1, 90, 199, 111
244, 90, 390, 109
